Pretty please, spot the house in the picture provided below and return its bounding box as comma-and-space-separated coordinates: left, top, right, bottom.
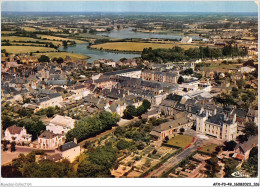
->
33, 130, 65, 149
246, 109, 258, 126
71, 85, 90, 100
141, 108, 160, 120
181, 36, 192, 44
60, 141, 81, 162
4, 125, 32, 143
38, 93, 63, 109
46, 115, 75, 134
240, 66, 256, 74
235, 135, 258, 160
150, 112, 193, 141
196, 112, 237, 141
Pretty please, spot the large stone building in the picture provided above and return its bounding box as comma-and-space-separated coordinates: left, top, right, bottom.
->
141, 70, 179, 84
196, 112, 237, 141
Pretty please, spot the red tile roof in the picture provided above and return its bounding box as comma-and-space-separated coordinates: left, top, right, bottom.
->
7, 125, 23, 135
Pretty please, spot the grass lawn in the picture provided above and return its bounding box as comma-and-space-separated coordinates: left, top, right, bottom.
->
165, 135, 193, 148
2, 46, 57, 54
199, 144, 219, 154
33, 52, 89, 60
91, 42, 198, 52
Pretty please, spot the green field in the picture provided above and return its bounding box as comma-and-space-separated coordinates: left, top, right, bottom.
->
33, 52, 89, 60
91, 42, 197, 52
2, 36, 62, 45
199, 144, 219, 154
2, 46, 57, 54
38, 35, 86, 44
165, 135, 193, 148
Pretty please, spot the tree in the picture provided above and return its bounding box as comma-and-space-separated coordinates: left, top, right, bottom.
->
223, 140, 237, 151
223, 158, 239, 177
77, 160, 109, 178
177, 76, 184, 84
3, 141, 8, 151
123, 105, 136, 119
11, 141, 16, 152
62, 41, 68, 47
142, 99, 151, 110
57, 57, 64, 64
236, 134, 248, 143
205, 157, 221, 177
1, 166, 22, 178
243, 122, 258, 137
38, 55, 50, 62
116, 139, 131, 150
46, 107, 55, 118
136, 105, 146, 116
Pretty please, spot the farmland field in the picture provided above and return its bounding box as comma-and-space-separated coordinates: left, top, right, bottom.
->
20, 27, 37, 32
2, 46, 57, 54
37, 35, 86, 44
1, 31, 16, 35
1, 36, 62, 45
33, 52, 89, 60
91, 42, 197, 52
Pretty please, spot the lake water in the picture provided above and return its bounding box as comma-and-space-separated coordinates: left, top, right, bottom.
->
96, 27, 203, 40
59, 43, 140, 62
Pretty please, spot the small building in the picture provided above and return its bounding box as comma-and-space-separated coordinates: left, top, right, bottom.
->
235, 135, 258, 160
60, 141, 81, 162
181, 36, 192, 44
4, 125, 32, 143
46, 115, 75, 134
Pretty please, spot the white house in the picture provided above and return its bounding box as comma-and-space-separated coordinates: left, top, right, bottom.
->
181, 36, 192, 44
46, 115, 75, 134
71, 85, 90, 100
240, 66, 256, 74
4, 125, 32, 143
60, 141, 81, 162
33, 130, 65, 149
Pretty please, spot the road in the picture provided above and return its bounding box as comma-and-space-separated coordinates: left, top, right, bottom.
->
1, 145, 35, 166
145, 138, 205, 178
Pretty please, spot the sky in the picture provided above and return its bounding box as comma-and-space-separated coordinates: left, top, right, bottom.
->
1, 1, 258, 13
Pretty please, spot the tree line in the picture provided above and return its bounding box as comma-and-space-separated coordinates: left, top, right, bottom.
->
141, 45, 248, 63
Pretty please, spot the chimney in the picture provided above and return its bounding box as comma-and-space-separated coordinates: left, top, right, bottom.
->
74, 138, 77, 144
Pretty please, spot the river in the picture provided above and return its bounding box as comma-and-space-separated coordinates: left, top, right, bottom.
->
59, 43, 141, 62
96, 27, 203, 40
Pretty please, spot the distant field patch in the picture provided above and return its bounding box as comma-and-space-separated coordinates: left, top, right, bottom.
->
20, 27, 37, 32
91, 42, 197, 52
165, 135, 193, 148
36, 26, 63, 32
2, 46, 57, 54
34, 52, 89, 60
1, 31, 16, 35
38, 35, 85, 44
11, 42, 46, 46
1, 36, 62, 45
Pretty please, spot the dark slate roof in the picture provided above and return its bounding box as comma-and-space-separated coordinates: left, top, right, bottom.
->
60, 141, 78, 152
237, 135, 258, 153
206, 113, 232, 125
234, 109, 248, 118
166, 94, 183, 102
